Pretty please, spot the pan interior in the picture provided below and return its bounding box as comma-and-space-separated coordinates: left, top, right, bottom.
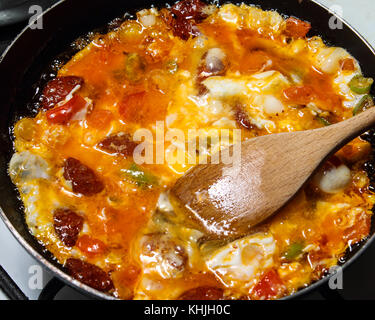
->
1, 0, 375, 299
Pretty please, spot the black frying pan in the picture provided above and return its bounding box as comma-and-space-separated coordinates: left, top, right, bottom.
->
0, 0, 56, 27
1, 0, 375, 300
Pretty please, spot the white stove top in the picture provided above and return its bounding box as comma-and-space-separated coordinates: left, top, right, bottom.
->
1, 0, 375, 300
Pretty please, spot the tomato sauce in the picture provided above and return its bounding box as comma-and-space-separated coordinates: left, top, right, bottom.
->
10, 1, 375, 300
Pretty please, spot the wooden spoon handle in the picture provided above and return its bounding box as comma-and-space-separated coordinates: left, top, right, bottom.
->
171, 106, 375, 239
322, 107, 375, 149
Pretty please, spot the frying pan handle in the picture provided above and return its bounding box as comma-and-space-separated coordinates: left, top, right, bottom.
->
0, 265, 28, 300
38, 277, 65, 300
0, 265, 66, 300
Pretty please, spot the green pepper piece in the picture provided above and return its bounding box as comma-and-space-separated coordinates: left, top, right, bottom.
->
122, 163, 159, 188
348, 75, 374, 94
125, 53, 145, 82
353, 94, 374, 115
283, 241, 305, 261
316, 115, 331, 126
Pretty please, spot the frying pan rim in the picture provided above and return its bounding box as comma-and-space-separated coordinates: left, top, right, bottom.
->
0, 0, 375, 301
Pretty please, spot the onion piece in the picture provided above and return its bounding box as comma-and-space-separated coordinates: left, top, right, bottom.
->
140, 14, 156, 27
263, 95, 285, 115
205, 48, 226, 74
316, 47, 350, 74
314, 163, 351, 194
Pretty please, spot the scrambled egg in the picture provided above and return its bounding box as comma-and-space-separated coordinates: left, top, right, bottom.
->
207, 233, 276, 291
9, 1, 375, 299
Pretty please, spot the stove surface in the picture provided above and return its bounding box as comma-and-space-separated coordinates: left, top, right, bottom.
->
1, 0, 375, 300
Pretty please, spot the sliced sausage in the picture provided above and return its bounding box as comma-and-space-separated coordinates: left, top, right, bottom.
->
41, 76, 84, 110
198, 48, 227, 81
46, 95, 88, 125
63, 158, 104, 196
170, 0, 207, 40
65, 258, 114, 292
98, 133, 138, 157
234, 105, 255, 130
171, 0, 207, 21
172, 18, 200, 40
196, 48, 227, 94
53, 208, 83, 247
179, 286, 225, 300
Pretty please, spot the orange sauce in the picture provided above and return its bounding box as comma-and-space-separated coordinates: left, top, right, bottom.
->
11, 3, 374, 299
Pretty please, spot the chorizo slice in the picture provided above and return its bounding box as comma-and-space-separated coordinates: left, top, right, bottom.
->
63, 158, 104, 196
65, 258, 114, 292
170, 0, 208, 40
98, 133, 138, 157
41, 76, 84, 110
196, 48, 227, 94
179, 286, 225, 300
234, 104, 256, 130
46, 95, 88, 125
53, 208, 83, 247
171, 0, 207, 22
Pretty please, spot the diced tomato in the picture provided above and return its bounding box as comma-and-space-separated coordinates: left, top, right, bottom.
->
283, 85, 315, 105
252, 269, 285, 300
285, 17, 311, 38
119, 90, 168, 125
46, 95, 87, 124
119, 91, 145, 120
340, 58, 355, 71
340, 140, 371, 163
344, 211, 371, 243
76, 235, 107, 256
117, 264, 141, 287
87, 109, 114, 130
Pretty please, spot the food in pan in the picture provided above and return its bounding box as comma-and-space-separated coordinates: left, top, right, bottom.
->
9, 0, 375, 299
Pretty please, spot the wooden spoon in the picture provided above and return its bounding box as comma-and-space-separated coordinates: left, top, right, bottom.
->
171, 107, 375, 239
